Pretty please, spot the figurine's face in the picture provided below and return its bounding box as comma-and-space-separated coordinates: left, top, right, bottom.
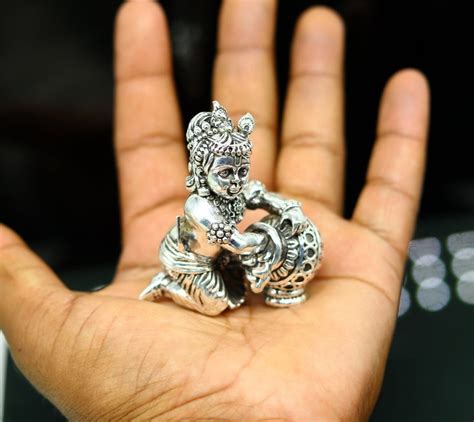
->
207, 155, 250, 199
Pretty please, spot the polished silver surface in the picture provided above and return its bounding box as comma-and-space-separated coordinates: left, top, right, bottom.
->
139, 101, 323, 315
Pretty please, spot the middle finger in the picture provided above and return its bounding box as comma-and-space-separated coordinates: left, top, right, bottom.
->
212, 0, 278, 188
278, 7, 345, 214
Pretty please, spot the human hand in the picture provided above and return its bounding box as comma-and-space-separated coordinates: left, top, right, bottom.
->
0, 0, 429, 420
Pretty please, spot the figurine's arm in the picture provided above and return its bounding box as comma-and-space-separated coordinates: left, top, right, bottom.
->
222, 230, 265, 255
243, 180, 308, 235
243, 180, 290, 213
184, 194, 265, 254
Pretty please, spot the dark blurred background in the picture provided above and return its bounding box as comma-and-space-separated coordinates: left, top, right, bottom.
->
1, 0, 472, 420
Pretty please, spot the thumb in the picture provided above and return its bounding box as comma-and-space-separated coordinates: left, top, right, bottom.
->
0, 224, 75, 392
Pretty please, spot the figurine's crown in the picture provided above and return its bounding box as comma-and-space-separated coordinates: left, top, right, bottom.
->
186, 101, 255, 158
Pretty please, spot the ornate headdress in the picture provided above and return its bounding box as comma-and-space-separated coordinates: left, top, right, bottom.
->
185, 101, 255, 197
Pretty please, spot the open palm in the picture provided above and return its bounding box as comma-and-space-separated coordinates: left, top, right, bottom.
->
0, 1, 429, 420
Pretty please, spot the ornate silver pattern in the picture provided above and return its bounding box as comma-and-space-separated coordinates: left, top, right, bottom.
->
207, 222, 235, 244
139, 101, 323, 315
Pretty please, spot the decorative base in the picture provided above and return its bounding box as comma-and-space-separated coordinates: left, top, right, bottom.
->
264, 288, 307, 307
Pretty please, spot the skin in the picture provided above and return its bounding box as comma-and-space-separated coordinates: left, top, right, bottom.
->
0, 1, 430, 421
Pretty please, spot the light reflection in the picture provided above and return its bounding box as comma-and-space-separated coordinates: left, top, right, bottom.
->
457, 271, 474, 304
399, 231, 474, 316
416, 279, 451, 312
451, 255, 474, 278
447, 231, 474, 255
411, 257, 446, 286
447, 231, 474, 306
415, 254, 440, 266
409, 237, 441, 261
408, 236, 451, 312
398, 286, 411, 317
454, 247, 474, 260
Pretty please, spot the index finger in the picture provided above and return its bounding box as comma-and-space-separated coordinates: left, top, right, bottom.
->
114, 1, 188, 266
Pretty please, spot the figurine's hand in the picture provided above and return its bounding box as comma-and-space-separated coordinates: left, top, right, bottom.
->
242, 179, 266, 209
240, 234, 272, 275
239, 233, 270, 267
281, 204, 308, 236
0, 1, 430, 421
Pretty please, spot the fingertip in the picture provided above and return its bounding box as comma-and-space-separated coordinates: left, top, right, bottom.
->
385, 68, 430, 103
296, 6, 345, 39
116, 0, 166, 34
292, 6, 345, 77
378, 68, 430, 139
218, 0, 277, 49
115, 0, 170, 80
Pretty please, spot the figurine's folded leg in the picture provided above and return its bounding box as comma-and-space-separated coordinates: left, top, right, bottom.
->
141, 268, 239, 316
177, 271, 230, 316
160, 279, 209, 313
157, 271, 231, 316
226, 283, 246, 310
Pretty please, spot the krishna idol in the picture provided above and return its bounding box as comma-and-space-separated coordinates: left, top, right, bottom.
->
140, 101, 323, 316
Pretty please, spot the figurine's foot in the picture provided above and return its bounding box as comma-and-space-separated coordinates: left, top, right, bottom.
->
227, 292, 246, 310
139, 273, 169, 301
226, 279, 247, 310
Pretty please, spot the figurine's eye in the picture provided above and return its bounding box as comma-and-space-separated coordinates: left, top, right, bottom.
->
219, 169, 231, 178
238, 167, 248, 178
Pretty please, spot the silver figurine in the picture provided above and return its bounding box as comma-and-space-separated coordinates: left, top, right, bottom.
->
140, 101, 323, 315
